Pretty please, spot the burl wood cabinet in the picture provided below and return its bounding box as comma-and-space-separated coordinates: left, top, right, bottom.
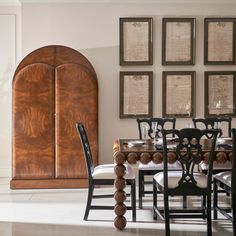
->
10, 45, 98, 189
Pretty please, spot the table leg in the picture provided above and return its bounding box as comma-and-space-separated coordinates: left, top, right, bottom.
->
114, 151, 127, 230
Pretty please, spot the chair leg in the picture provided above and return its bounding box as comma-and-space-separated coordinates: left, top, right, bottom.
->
153, 181, 157, 220
213, 180, 218, 220
207, 194, 212, 236
131, 180, 136, 222
139, 172, 144, 209
183, 196, 187, 208
84, 182, 94, 221
164, 194, 170, 236
232, 191, 236, 235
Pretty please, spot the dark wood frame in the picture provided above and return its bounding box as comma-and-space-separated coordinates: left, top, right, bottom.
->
204, 18, 236, 65
119, 17, 153, 66
162, 18, 196, 65
162, 71, 195, 118
204, 71, 236, 117
120, 71, 153, 119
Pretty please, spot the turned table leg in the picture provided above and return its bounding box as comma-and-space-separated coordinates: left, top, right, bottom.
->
113, 151, 127, 230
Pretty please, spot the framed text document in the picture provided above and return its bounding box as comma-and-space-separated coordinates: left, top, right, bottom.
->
120, 71, 153, 118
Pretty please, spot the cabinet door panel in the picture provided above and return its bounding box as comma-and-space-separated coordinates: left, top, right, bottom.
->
12, 63, 55, 179
55, 64, 98, 178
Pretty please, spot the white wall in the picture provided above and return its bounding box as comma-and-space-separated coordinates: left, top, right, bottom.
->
0, 4, 20, 177
2, 1, 236, 176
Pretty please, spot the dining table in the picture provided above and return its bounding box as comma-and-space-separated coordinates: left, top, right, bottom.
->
112, 138, 232, 230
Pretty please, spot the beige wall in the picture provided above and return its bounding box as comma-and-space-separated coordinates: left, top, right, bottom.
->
20, 2, 236, 165
2, 1, 236, 177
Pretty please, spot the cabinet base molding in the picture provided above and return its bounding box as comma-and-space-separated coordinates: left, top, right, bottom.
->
10, 179, 88, 189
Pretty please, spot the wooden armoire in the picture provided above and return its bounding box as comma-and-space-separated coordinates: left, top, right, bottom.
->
10, 45, 98, 189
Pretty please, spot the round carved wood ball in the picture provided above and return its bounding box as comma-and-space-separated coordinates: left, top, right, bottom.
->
114, 152, 126, 165
114, 165, 126, 178
114, 178, 126, 190
202, 152, 210, 164
229, 152, 232, 162
167, 152, 177, 164
114, 190, 126, 203
114, 203, 127, 216
114, 216, 127, 230
216, 152, 227, 164
152, 152, 163, 164
127, 152, 138, 164
140, 152, 151, 164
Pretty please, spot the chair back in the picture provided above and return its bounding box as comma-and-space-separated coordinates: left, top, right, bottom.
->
232, 128, 236, 220
76, 123, 94, 178
137, 117, 176, 139
162, 128, 218, 192
192, 117, 232, 137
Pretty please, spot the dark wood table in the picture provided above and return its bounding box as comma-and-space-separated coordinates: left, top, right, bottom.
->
112, 139, 232, 230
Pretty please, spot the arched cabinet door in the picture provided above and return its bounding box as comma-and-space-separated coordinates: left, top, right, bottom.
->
55, 64, 98, 179
12, 63, 55, 179
11, 45, 98, 189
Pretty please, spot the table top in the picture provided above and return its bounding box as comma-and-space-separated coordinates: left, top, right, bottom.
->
113, 138, 232, 153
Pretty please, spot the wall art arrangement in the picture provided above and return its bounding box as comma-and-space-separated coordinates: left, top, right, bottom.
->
204, 71, 236, 117
119, 71, 153, 118
119, 17, 236, 119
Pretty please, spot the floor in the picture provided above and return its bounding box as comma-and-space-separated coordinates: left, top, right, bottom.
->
0, 178, 233, 236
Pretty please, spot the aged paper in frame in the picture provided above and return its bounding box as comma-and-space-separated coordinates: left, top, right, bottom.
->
162, 71, 195, 118
120, 18, 153, 65
205, 71, 236, 117
204, 18, 236, 64
162, 18, 195, 65
120, 71, 153, 118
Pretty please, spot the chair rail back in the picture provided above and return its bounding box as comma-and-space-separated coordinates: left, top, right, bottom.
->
76, 123, 94, 178
137, 117, 176, 139
232, 128, 236, 220
192, 117, 232, 137
162, 128, 219, 192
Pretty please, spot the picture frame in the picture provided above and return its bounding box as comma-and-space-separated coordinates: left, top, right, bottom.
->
119, 17, 153, 66
162, 71, 195, 118
162, 18, 196, 65
120, 71, 153, 118
204, 71, 236, 117
204, 18, 236, 65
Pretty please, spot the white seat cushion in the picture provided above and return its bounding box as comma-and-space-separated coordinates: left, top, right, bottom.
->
92, 164, 135, 180
139, 161, 181, 170
214, 171, 231, 187
199, 160, 232, 171
154, 171, 208, 189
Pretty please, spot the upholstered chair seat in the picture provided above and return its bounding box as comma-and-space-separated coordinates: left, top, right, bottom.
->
154, 171, 208, 189
92, 164, 135, 179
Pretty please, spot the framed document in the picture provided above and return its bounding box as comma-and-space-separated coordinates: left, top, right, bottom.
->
205, 71, 236, 117
120, 71, 153, 118
162, 71, 195, 118
204, 18, 236, 65
162, 18, 195, 65
120, 17, 153, 66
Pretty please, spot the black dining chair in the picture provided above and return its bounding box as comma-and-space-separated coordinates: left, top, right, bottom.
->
76, 122, 136, 221
192, 117, 232, 138
213, 128, 236, 235
192, 117, 232, 175
153, 128, 219, 236
136, 117, 179, 209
